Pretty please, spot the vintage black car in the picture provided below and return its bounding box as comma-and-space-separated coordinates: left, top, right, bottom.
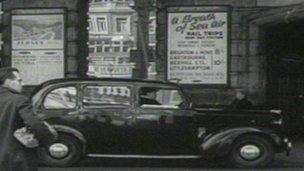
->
31, 78, 292, 168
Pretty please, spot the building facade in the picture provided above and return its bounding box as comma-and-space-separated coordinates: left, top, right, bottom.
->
0, 0, 304, 108
87, 0, 137, 78
87, 0, 157, 78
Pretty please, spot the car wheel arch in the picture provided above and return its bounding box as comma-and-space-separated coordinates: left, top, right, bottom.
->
201, 127, 280, 158
52, 125, 87, 153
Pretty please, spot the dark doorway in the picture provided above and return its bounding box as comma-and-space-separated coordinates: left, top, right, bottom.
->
262, 20, 304, 109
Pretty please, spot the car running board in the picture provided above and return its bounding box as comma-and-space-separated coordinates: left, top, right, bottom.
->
87, 154, 202, 159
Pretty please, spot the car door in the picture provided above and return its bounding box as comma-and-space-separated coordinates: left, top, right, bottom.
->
78, 82, 137, 154
133, 85, 198, 155
36, 84, 80, 129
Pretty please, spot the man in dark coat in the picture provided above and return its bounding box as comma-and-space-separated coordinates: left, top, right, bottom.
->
230, 90, 253, 110
0, 67, 57, 171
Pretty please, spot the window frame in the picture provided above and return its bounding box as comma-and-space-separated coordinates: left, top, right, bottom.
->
113, 15, 131, 35
81, 83, 133, 109
138, 86, 185, 110
89, 14, 108, 34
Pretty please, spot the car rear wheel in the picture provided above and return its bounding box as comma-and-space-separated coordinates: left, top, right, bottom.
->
229, 135, 274, 168
37, 134, 83, 167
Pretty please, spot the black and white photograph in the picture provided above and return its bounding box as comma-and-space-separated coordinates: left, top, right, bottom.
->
12, 14, 64, 50
1, 0, 304, 171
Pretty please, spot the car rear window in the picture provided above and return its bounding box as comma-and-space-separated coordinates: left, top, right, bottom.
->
83, 86, 131, 107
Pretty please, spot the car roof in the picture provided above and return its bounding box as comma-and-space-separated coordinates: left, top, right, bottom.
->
31, 78, 179, 97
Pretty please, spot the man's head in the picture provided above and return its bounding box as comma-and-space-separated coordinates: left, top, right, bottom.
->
0, 67, 23, 93
141, 88, 158, 99
146, 91, 157, 99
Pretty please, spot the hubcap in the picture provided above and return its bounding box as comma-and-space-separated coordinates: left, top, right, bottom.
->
239, 145, 261, 160
49, 143, 69, 158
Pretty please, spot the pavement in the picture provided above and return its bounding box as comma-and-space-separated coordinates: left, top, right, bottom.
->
39, 139, 304, 171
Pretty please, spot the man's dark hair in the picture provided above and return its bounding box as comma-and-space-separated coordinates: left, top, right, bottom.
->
0, 67, 19, 85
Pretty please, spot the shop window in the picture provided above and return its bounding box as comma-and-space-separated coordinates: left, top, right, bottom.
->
43, 87, 77, 109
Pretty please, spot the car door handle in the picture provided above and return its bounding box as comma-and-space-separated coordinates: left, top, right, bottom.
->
68, 111, 89, 115
68, 111, 79, 115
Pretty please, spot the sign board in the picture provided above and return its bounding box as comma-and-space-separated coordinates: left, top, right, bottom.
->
12, 50, 64, 85
87, 62, 135, 78
167, 7, 229, 85
11, 9, 65, 85
12, 14, 64, 50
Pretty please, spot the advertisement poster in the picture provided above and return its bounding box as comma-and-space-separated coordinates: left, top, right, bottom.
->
12, 50, 64, 85
167, 12, 228, 84
12, 14, 64, 50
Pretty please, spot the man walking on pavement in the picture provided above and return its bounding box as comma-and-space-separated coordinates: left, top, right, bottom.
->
0, 67, 57, 171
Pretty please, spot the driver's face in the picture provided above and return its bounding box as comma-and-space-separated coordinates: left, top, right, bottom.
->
147, 91, 157, 99
236, 92, 245, 100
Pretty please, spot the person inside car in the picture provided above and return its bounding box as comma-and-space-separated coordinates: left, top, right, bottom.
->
230, 89, 253, 110
140, 88, 161, 105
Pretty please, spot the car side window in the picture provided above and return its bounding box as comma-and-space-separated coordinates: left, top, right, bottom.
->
139, 87, 183, 108
43, 86, 77, 109
83, 86, 131, 108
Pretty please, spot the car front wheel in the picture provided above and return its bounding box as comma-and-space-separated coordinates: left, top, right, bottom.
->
229, 135, 275, 168
37, 134, 83, 167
